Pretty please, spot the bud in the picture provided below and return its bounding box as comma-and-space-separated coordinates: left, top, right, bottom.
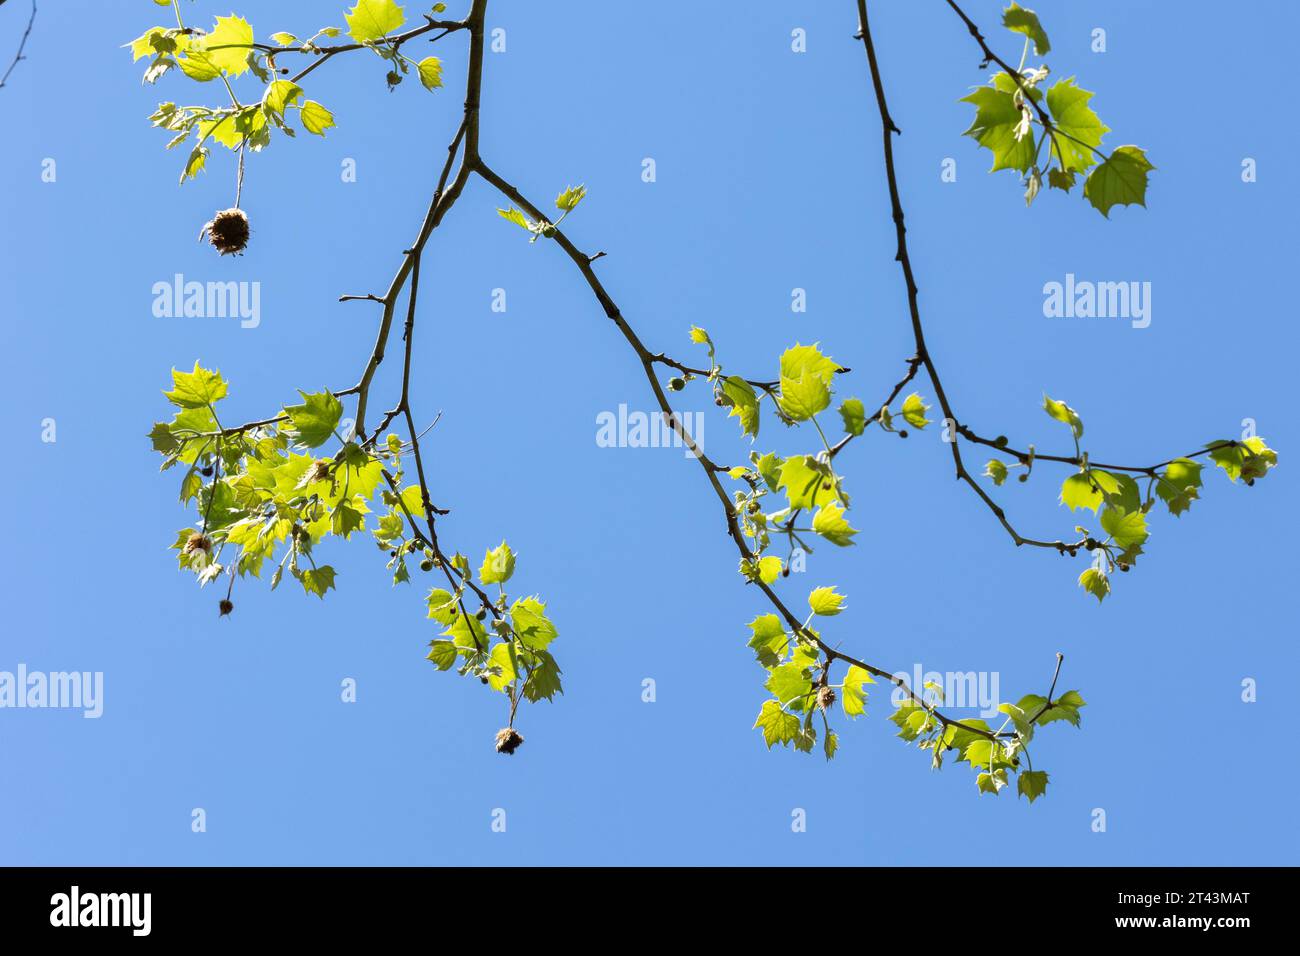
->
495, 727, 524, 755
817, 685, 836, 711
200, 207, 250, 256
668, 377, 686, 391
183, 532, 212, 555
307, 459, 332, 483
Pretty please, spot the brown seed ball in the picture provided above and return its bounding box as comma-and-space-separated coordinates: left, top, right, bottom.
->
817, 685, 837, 712
183, 532, 212, 555
201, 207, 250, 256
494, 727, 524, 755
218, 599, 234, 617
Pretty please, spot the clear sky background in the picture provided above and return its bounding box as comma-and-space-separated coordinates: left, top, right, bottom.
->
1, 0, 1296, 866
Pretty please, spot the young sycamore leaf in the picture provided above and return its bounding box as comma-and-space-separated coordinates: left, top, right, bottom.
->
901, 393, 931, 429
984, 459, 1009, 486
960, 73, 1041, 174
164, 361, 228, 408
345, 0, 406, 43
839, 398, 866, 436
841, 665, 874, 718
497, 207, 533, 231
417, 56, 444, 90
811, 502, 858, 547
1044, 78, 1109, 173
1042, 394, 1083, 438
300, 101, 336, 136
720, 376, 760, 438
1084, 146, 1155, 218
1078, 567, 1110, 603
1002, 3, 1050, 55
1099, 506, 1148, 549
555, 185, 587, 212
1018, 769, 1049, 803
777, 372, 831, 422
808, 586, 846, 616
479, 540, 516, 585
754, 699, 801, 749
283, 390, 343, 448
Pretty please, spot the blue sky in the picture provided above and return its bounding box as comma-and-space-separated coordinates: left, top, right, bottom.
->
1, 0, 1296, 866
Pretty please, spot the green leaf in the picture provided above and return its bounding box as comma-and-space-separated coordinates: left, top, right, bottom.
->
485, 641, 516, 692
1155, 458, 1203, 516
1017, 770, 1049, 803
777, 372, 830, 422
1002, 2, 1050, 55
510, 596, 558, 651
1017, 691, 1085, 727
838, 398, 866, 436
1100, 506, 1148, 549
1208, 438, 1277, 483
262, 79, 304, 125
270, 32, 297, 46
811, 502, 858, 547
779, 343, 839, 388
426, 587, 458, 625
823, 730, 839, 761
283, 390, 343, 448
297, 565, 337, 599
1078, 567, 1110, 603
344, 0, 406, 42
416, 56, 444, 90
960, 73, 1040, 174
1060, 472, 1102, 512
720, 376, 760, 437
754, 699, 800, 749
1042, 394, 1083, 438
479, 540, 516, 585
777, 455, 836, 511
841, 664, 873, 718
555, 184, 587, 211
984, 459, 1009, 486
330, 501, 364, 539
300, 100, 336, 135
1084, 146, 1154, 218
755, 555, 782, 585
1047, 167, 1076, 192
1090, 470, 1142, 514
901, 392, 931, 429
426, 639, 457, 670
747, 614, 788, 667
765, 663, 813, 710
164, 362, 227, 409
808, 585, 846, 617
186, 15, 254, 79
497, 207, 533, 231
976, 770, 1008, 795
522, 648, 564, 701
1044, 78, 1108, 173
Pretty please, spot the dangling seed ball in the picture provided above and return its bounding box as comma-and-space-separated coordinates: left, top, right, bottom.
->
200, 207, 250, 256
494, 727, 524, 755
817, 685, 837, 712
218, 599, 234, 617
